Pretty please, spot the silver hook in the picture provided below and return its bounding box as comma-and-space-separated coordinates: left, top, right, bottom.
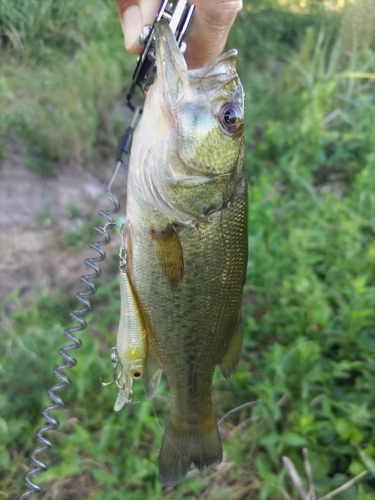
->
101, 347, 120, 387
118, 223, 128, 269
101, 343, 127, 391
102, 220, 129, 270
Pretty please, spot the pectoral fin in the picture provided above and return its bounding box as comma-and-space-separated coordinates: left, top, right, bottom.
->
151, 224, 183, 289
143, 350, 163, 400
219, 313, 243, 379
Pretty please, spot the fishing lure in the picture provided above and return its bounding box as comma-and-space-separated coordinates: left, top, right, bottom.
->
114, 239, 148, 410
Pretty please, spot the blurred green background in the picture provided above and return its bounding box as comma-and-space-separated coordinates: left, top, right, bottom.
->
1, 0, 375, 498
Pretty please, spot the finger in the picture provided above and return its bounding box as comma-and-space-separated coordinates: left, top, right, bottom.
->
116, 0, 242, 68
184, 0, 242, 68
116, 0, 160, 53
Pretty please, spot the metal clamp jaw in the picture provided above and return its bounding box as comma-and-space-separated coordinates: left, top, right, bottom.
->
127, 0, 195, 110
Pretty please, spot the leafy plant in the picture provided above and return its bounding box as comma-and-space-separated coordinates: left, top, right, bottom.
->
0, 0, 134, 173
59, 211, 103, 251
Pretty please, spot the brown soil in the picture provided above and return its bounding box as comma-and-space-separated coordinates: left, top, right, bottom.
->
0, 142, 128, 299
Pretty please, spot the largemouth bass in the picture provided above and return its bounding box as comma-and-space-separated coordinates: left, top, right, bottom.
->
125, 20, 247, 486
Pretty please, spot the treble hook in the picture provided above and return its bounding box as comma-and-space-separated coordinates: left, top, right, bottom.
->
118, 223, 128, 269
101, 347, 120, 387
101, 344, 127, 391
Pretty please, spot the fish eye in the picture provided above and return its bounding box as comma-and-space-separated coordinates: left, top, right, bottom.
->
219, 103, 244, 134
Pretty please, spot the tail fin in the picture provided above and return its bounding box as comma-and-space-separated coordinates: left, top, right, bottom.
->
158, 411, 222, 487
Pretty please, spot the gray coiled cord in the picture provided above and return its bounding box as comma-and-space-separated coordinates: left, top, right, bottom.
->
20, 113, 138, 498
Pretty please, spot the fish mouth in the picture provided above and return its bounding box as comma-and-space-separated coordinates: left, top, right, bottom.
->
153, 20, 189, 106
153, 21, 243, 109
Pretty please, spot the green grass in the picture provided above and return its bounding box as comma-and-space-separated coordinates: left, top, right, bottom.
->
1, 0, 375, 499
0, 0, 133, 170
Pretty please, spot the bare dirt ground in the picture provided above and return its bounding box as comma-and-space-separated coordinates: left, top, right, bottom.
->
0, 139, 128, 300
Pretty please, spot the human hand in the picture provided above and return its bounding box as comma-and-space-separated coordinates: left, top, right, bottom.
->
115, 0, 242, 68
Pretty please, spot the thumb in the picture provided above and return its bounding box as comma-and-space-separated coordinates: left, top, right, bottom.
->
116, 0, 160, 53
184, 0, 243, 68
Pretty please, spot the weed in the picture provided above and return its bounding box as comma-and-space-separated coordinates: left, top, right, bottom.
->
59, 214, 103, 251
0, 0, 134, 173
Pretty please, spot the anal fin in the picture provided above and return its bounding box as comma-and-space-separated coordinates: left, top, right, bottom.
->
143, 350, 163, 400
219, 312, 243, 379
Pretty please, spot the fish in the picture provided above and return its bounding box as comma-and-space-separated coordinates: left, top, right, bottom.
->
124, 20, 247, 486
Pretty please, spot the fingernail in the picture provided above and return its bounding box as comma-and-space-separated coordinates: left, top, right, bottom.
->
123, 5, 143, 51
